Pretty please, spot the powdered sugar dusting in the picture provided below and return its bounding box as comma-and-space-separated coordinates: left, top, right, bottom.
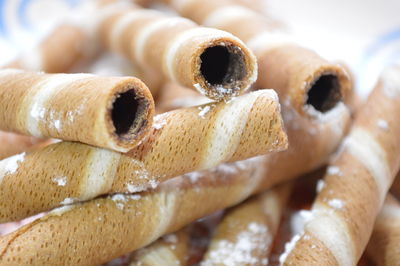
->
316, 179, 325, 193
203, 222, 269, 265
327, 166, 343, 176
153, 113, 169, 130
377, 119, 389, 130
185, 171, 203, 184
52, 176, 67, 186
290, 210, 314, 236
112, 194, 127, 210
279, 234, 301, 265
1, 152, 26, 175
328, 198, 345, 210
60, 198, 77, 205
126, 183, 145, 193
198, 105, 211, 119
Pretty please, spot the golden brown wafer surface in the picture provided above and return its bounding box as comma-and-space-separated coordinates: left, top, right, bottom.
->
0, 69, 154, 152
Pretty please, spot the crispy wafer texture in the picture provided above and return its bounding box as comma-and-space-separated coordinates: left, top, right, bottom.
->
0, 69, 154, 152
0, 89, 287, 222
161, 86, 352, 200
97, 4, 257, 101
366, 195, 400, 266
128, 230, 189, 265
0, 155, 282, 265
0, 131, 50, 160
281, 65, 400, 265
202, 184, 291, 265
161, 0, 351, 115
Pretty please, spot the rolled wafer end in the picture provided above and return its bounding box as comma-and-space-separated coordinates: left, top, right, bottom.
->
302, 65, 352, 118
106, 78, 154, 152
197, 41, 257, 101
179, 29, 257, 101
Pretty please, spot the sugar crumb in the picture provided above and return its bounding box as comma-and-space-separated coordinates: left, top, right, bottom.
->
327, 166, 342, 176
52, 176, 67, 187
377, 119, 389, 130
328, 198, 345, 210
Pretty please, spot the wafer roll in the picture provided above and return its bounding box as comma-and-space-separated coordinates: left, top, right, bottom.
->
0, 89, 287, 222
0, 155, 281, 265
0, 69, 154, 152
161, 0, 351, 114
0, 131, 50, 160
128, 230, 189, 265
6, 24, 92, 73
162, 85, 352, 197
281, 65, 400, 265
202, 184, 292, 265
97, 5, 257, 101
366, 195, 400, 266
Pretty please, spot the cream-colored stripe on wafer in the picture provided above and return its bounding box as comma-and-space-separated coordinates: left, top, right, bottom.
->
238, 157, 267, 199
379, 202, 400, 218
148, 192, 178, 242
110, 10, 152, 52
79, 149, 121, 200
134, 16, 194, 65
260, 189, 281, 227
200, 90, 275, 169
25, 74, 92, 136
133, 245, 180, 266
344, 127, 390, 202
306, 204, 355, 266
202, 5, 257, 29
164, 27, 234, 83
246, 32, 295, 54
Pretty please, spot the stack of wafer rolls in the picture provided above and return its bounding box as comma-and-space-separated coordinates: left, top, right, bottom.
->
0, 89, 287, 222
0, 156, 278, 265
0, 69, 154, 152
202, 184, 292, 265
158, 0, 352, 113
96, 4, 258, 101
366, 195, 400, 266
280, 65, 400, 265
